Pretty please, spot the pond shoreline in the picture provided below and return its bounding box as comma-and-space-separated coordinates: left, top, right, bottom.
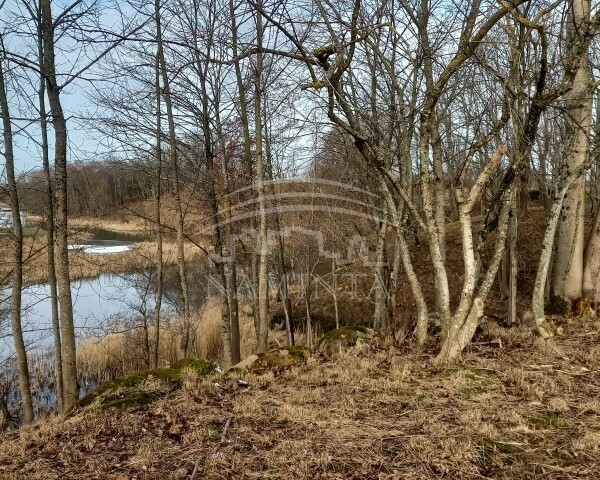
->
0, 229, 202, 288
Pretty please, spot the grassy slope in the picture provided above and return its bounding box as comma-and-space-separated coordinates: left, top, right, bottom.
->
1, 317, 599, 479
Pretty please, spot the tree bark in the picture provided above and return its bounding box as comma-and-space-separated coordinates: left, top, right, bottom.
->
552, 0, 592, 305
152, 48, 163, 370
254, 1, 269, 353
372, 221, 388, 331
154, 0, 191, 358
215, 108, 240, 365
0, 54, 34, 424
37, 2, 63, 411
583, 206, 600, 304
533, 180, 578, 337
508, 205, 518, 324
582, 91, 600, 304
41, 0, 79, 409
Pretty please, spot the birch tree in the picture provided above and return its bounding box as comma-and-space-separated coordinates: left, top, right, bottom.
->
552, 0, 594, 307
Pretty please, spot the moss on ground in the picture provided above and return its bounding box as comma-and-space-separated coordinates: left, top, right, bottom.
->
254, 346, 310, 369
436, 365, 496, 398
529, 413, 569, 429
75, 357, 216, 411
316, 326, 382, 356
231, 346, 311, 373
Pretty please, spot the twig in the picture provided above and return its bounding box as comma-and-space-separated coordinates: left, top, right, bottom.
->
269, 329, 282, 347
471, 339, 503, 348
220, 417, 233, 444
190, 417, 234, 480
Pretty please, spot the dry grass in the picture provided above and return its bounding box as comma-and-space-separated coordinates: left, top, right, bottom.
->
67, 196, 211, 235
1, 316, 599, 479
76, 299, 259, 380
0, 234, 202, 287
68, 215, 151, 233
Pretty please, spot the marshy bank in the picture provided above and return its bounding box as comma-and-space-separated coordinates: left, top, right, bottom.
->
0, 227, 201, 287
0, 296, 263, 423
0, 219, 207, 422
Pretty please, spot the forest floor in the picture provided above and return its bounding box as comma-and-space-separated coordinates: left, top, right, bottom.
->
1, 315, 599, 479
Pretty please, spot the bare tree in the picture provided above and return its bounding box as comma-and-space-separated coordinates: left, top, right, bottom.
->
532, 1, 600, 334
152, 47, 163, 370
0, 42, 34, 423
553, 0, 594, 306
154, 0, 192, 358
253, 0, 270, 352
40, 0, 79, 409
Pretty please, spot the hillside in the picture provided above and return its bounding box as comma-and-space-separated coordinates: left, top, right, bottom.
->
1, 317, 599, 480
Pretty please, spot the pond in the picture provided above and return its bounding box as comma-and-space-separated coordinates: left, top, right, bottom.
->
0, 273, 174, 357
0, 229, 180, 419
67, 227, 156, 254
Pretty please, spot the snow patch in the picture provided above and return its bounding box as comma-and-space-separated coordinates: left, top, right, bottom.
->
68, 244, 132, 254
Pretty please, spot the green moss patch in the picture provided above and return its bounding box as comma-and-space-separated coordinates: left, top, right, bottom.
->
231, 346, 311, 373
317, 326, 383, 356
436, 365, 496, 398
255, 346, 310, 369
529, 413, 569, 430
75, 357, 216, 411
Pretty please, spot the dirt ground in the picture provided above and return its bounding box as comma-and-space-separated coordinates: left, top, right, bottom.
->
1, 315, 599, 480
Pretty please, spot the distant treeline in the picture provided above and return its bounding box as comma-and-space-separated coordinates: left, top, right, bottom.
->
17, 159, 158, 217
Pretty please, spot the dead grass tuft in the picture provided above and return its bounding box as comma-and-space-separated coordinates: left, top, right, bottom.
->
179, 366, 199, 392
77, 299, 258, 381
573, 431, 600, 451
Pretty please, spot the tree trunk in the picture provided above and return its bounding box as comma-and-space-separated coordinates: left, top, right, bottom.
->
262, 113, 293, 346
419, 130, 451, 330
372, 221, 388, 331
386, 238, 401, 335
582, 91, 600, 304
552, 0, 592, 306
332, 258, 340, 331
553, 177, 585, 303
254, 1, 269, 353
304, 270, 313, 350
229, 0, 258, 342
508, 207, 518, 324
152, 48, 163, 370
583, 206, 600, 304
539, 122, 551, 212
439, 183, 513, 359
437, 146, 509, 359
419, 0, 446, 263
37, 5, 63, 411
154, 0, 191, 358
192, 22, 238, 366
379, 179, 428, 345
498, 249, 509, 301
533, 181, 577, 337
215, 119, 240, 366
0, 56, 34, 424
41, 0, 79, 409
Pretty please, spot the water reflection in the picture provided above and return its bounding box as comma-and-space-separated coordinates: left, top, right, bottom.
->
0, 273, 175, 356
